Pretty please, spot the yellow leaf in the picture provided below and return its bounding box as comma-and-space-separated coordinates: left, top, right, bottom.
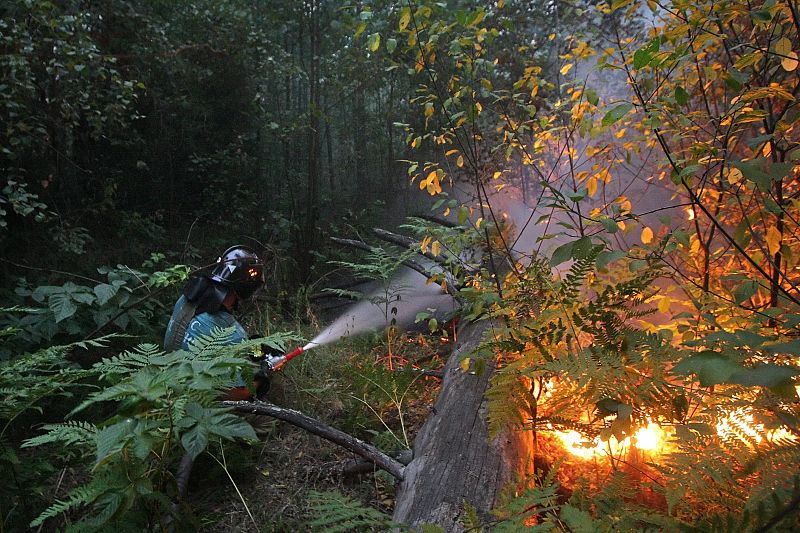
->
762, 142, 772, 157
497, 0, 505, 8
548, 33, 556, 41
431, 240, 441, 256
493, 171, 502, 179
560, 63, 573, 75
421, 236, 432, 253
641, 226, 654, 244
587, 176, 598, 197
476, 217, 483, 229
727, 167, 743, 185
782, 51, 799, 71
658, 296, 670, 314
399, 7, 411, 31
445, 149, 458, 156
459, 357, 471, 372
766, 226, 782, 256
457, 155, 464, 168
775, 37, 792, 56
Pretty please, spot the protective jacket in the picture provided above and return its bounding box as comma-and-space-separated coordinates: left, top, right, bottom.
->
163, 295, 248, 352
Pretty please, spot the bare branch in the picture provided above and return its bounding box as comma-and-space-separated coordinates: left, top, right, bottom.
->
223, 400, 406, 480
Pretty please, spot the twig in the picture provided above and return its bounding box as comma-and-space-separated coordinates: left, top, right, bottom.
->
222, 400, 406, 480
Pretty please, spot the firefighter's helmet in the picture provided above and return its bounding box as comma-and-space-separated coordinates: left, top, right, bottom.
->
209, 245, 265, 300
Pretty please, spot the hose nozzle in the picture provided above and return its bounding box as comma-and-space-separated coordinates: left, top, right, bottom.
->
265, 346, 305, 372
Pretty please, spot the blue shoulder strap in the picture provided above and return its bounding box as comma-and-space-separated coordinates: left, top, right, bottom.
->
164, 296, 198, 351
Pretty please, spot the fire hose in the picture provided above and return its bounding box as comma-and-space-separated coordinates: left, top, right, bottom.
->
261, 342, 317, 373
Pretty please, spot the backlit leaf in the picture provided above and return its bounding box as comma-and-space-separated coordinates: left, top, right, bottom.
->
765, 226, 781, 256
641, 226, 653, 244
781, 51, 798, 71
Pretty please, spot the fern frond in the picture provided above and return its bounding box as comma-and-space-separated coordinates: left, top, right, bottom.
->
92, 343, 162, 376
22, 421, 98, 448
30, 480, 106, 527
307, 490, 394, 532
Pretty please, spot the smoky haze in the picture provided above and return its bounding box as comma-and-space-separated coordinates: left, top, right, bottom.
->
309, 39, 685, 349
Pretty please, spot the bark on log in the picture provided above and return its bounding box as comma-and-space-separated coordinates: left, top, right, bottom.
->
392, 318, 533, 531
223, 400, 406, 480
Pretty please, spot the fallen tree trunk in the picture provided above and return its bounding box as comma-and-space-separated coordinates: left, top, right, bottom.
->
223, 400, 406, 480
392, 318, 533, 531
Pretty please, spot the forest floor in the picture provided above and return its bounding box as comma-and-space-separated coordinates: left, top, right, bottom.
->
189, 328, 452, 531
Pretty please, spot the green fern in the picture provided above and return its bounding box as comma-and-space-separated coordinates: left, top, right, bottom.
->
30, 478, 109, 528
22, 420, 98, 449
307, 490, 396, 532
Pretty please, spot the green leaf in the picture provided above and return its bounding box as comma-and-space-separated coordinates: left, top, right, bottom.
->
601, 103, 633, 126
599, 216, 618, 233
49, 293, 77, 323
596, 250, 625, 269
633, 49, 651, 69
586, 88, 599, 106
550, 241, 575, 266
762, 339, 800, 355
672, 351, 742, 387
729, 364, 799, 387
96, 419, 136, 466
208, 412, 257, 441
675, 86, 688, 106
733, 280, 758, 304
751, 9, 772, 23
181, 424, 208, 460
571, 236, 594, 259
386, 38, 397, 54
94, 283, 117, 306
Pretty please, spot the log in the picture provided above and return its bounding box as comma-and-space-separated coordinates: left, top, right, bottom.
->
392, 318, 533, 531
223, 400, 406, 480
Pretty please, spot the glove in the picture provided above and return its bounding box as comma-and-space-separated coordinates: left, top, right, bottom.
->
254, 346, 284, 399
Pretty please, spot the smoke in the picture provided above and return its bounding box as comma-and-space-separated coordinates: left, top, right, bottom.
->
311, 25, 685, 347
306, 267, 457, 348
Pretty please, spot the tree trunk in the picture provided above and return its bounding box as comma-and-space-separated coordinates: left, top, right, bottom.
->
393, 318, 533, 531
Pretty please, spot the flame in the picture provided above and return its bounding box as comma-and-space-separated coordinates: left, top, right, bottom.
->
551, 421, 667, 459
553, 412, 796, 461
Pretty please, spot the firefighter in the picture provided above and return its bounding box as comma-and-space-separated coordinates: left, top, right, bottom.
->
163, 245, 273, 399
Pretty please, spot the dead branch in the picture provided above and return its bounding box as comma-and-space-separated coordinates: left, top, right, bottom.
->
372, 228, 478, 274
223, 400, 406, 480
339, 449, 413, 477
410, 214, 460, 228
330, 236, 463, 301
